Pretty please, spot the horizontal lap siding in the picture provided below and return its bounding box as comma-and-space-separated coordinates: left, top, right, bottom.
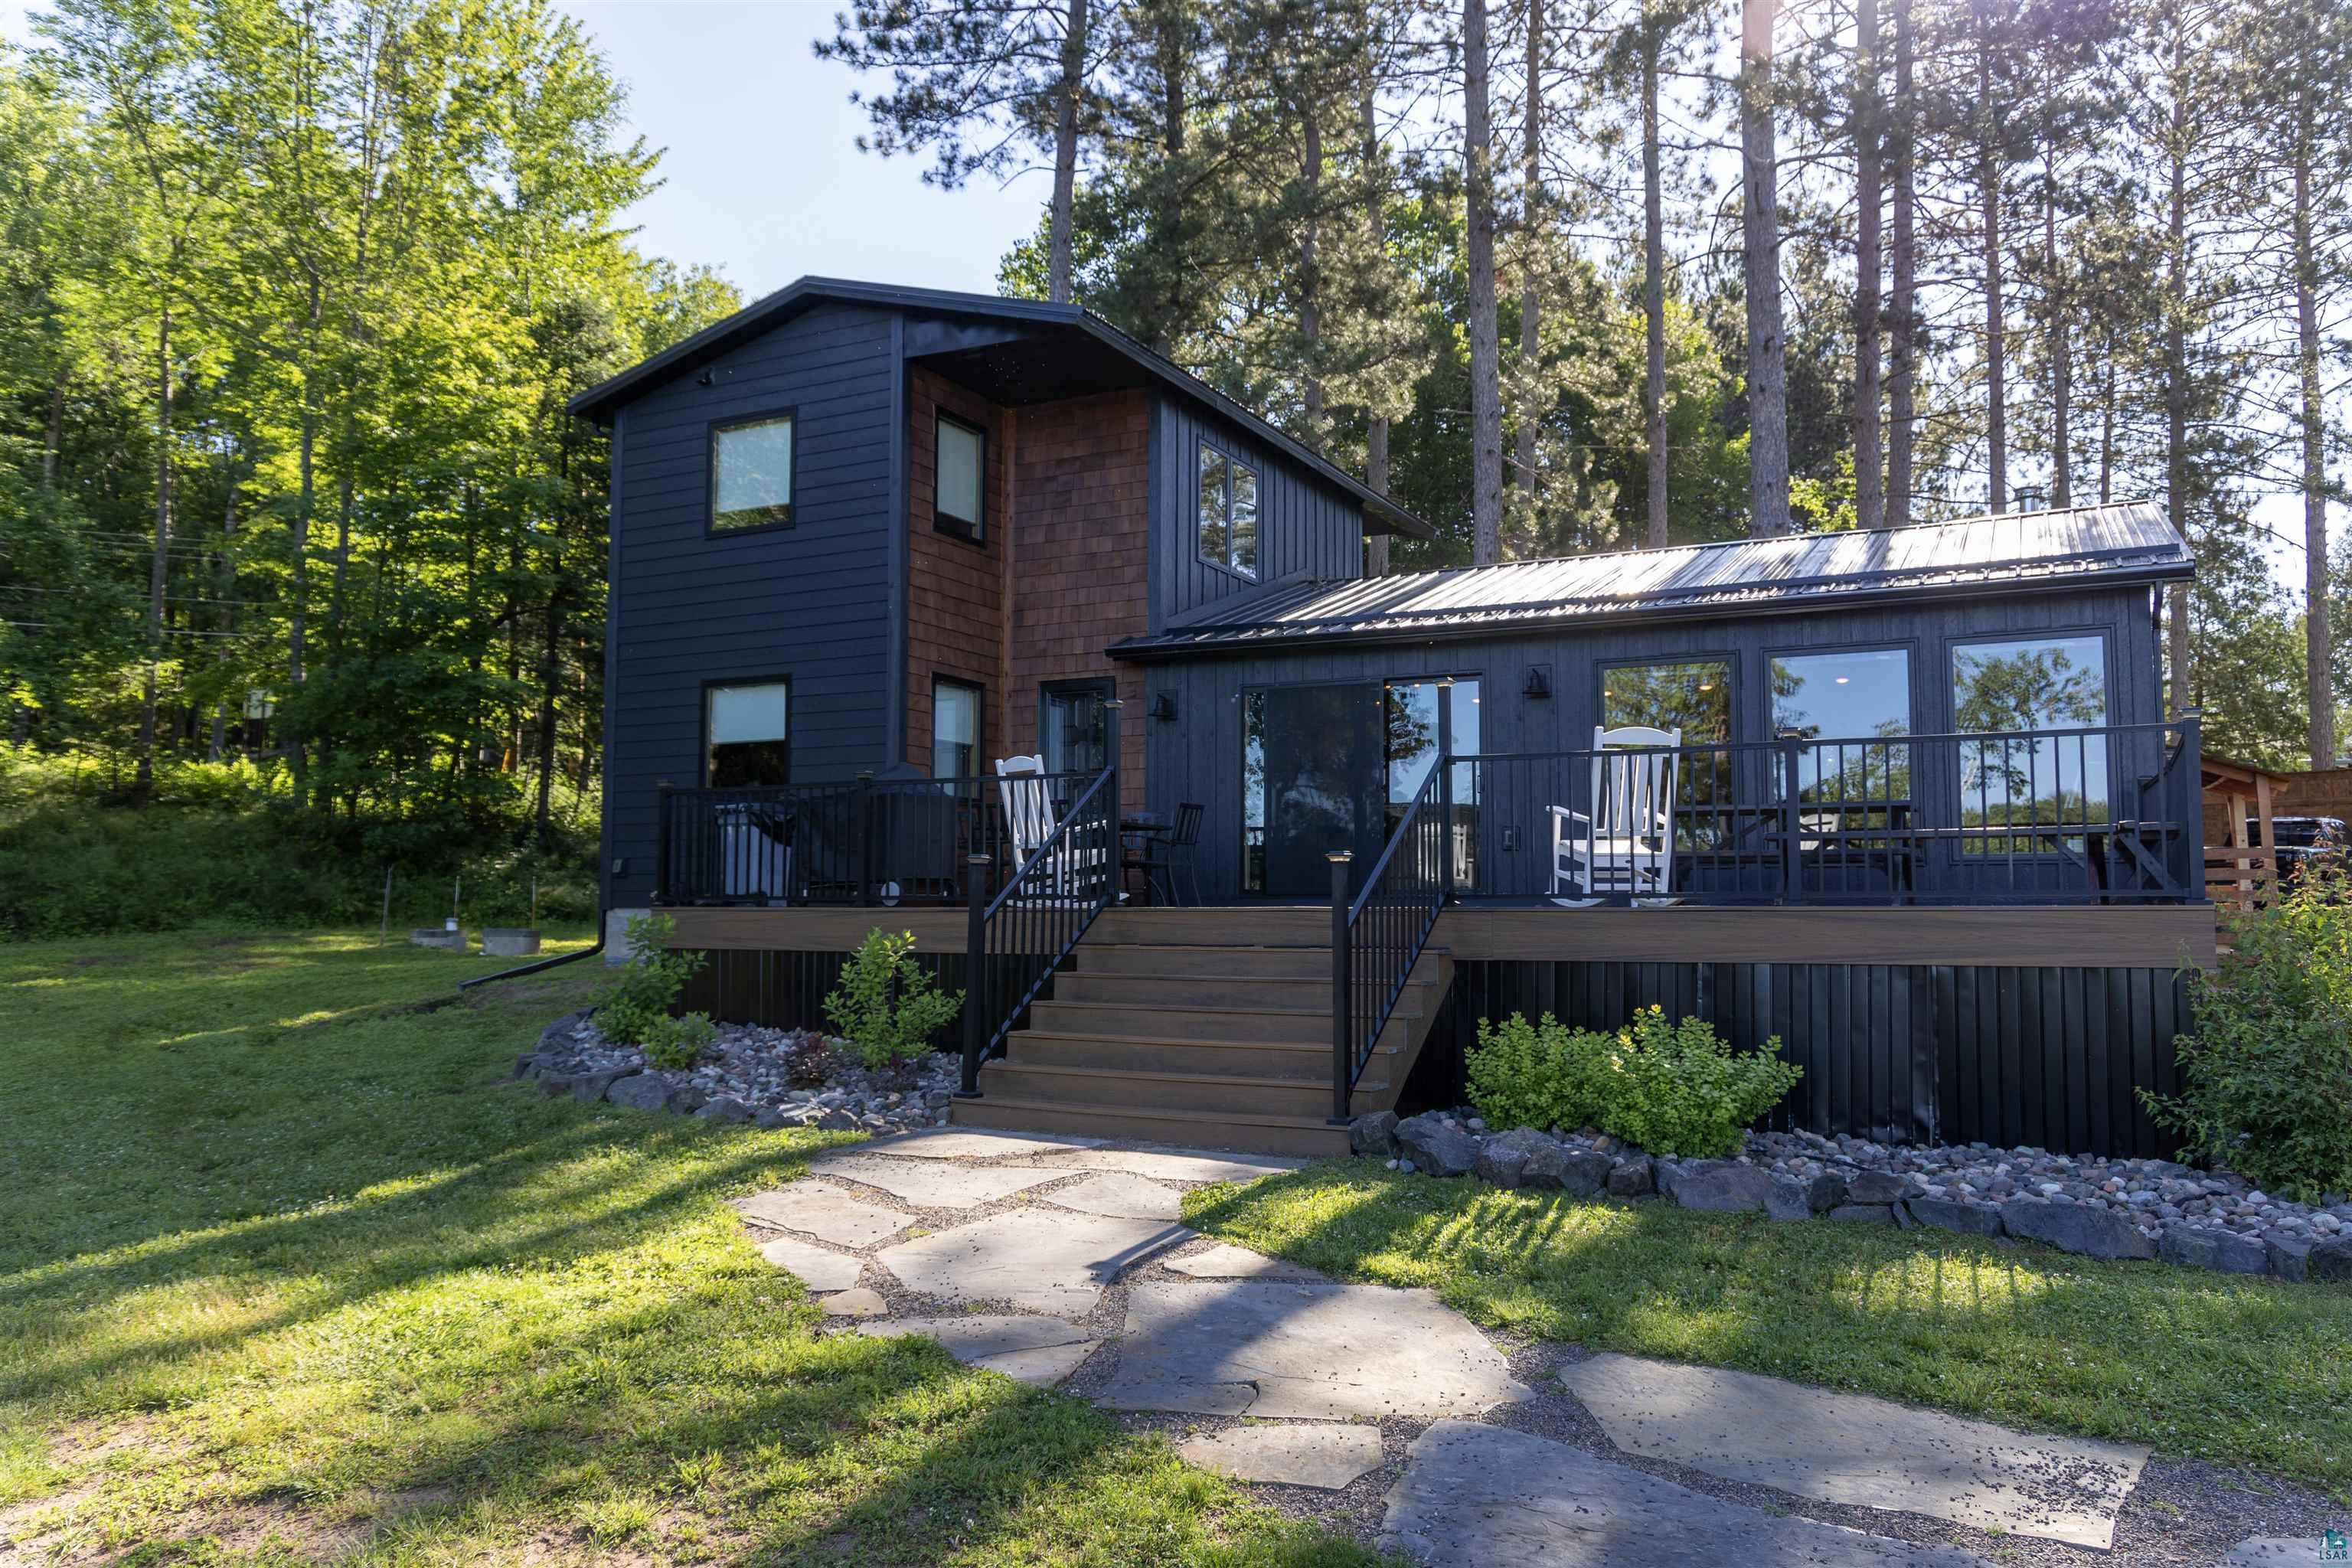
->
906, 367, 1010, 770
1448, 959, 2187, 1158
606, 302, 898, 907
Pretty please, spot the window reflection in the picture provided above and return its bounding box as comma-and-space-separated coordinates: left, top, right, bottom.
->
1950, 634, 2109, 851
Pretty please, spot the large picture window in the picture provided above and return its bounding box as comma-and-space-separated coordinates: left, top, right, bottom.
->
1772, 648, 1912, 805
1600, 660, 1731, 743
704, 680, 789, 787
1197, 442, 1259, 579
1950, 633, 2109, 849
932, 678, 982, 779
935, 413, 985, 539
710, 413, 795, 531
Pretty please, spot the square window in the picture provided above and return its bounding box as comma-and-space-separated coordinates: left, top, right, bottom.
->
933, 678, 982, 779
936, 414, 985, 537
705, 681, 789, 787
711, 414, 794, 531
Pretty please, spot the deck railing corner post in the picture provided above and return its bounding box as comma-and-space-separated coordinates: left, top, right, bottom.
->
1328, 849, 1354, 1125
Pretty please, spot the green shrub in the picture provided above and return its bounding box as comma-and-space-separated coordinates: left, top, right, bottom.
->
2143, 853, 2352, 1202
593, 913, 714, 1066
825, 928, 964, 1072
1466, 1004, 1803, 1159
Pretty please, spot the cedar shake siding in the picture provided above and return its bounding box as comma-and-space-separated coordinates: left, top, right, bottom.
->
906, 366, 1010, 771
1008, 389, 1152, 816
603, 300, 897, 907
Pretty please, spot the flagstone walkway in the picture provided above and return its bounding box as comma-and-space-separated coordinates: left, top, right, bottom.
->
732, 1126, 2343, 1567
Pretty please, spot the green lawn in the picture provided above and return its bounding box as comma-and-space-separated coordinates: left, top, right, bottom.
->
1184, 1164, 2352, 1491
0, 930, 1372, 1566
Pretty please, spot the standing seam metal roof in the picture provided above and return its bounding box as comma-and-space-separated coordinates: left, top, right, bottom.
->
1112, 501, 2193, 656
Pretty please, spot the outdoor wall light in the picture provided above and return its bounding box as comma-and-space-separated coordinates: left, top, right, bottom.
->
1150, 692, 1179, 722
1522, 665, 1553, 699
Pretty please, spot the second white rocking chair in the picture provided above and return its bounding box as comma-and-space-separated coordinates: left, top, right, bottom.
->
1549, 724, 1681, 906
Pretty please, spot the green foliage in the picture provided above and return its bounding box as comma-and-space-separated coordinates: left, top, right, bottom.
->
593, 914, 711, 1063
824, 927, 964, 1071
2143, 855, 2352, 1202
1467, 1004, 1803, 1159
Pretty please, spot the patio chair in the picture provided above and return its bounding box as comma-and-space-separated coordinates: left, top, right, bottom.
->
995, 755, 1119, 903
1549, 724, 1681, 906
1122, 801, 1204, 906
715, 801, 793, 903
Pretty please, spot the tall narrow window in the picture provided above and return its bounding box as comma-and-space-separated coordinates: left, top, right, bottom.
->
1951, 634, 2109, 849
1040, 680, 1112, 775
1772, 648, 1912, 805
932, 678, 982, 779
705, 680, 790, 787
935, 413, 985, 539
710, 413, 794, 531
1197, 441, 1259, 579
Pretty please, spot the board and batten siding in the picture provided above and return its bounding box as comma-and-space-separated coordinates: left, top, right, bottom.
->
1140, 583, 2165, 904
605, 301, 900, 908
1150, 395, 1365, 634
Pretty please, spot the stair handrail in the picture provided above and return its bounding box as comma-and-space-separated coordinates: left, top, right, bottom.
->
957, 704, 1123, 1098
1329, 761, 1449, 1123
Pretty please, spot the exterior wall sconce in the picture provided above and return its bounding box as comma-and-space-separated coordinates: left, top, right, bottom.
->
1522, 665, 1553, 699
1150, 692, 1179, 722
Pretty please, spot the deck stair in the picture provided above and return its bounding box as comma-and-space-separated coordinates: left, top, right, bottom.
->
950, 907, 1452, 1158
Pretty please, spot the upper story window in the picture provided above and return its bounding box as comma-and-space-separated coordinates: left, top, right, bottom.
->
710, 412, 795, 532
935, 413, 985, 540
1197, 442, 1259, 580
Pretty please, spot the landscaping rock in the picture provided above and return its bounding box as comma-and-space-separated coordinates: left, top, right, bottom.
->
2158, 1227, 2269, 1276
1395, 1115, 1481, 1178
1662, 1159, 1774, 1212
1606, 1156, 1655, 1197
1905, 1197, 2004, 1238
1765, 1177, 1817, 1221
694, 1095, 755, 1122
1828, 1204, 1896, 1225
604, 1072, 671, 1113
2267, 1236, 2312, 1282
536, 1008, 593, 1054
820, 1287, 890, 1318
1999, 1198, 2158, 1261
2308, 1236, 2352, 1285
1177, 1424, 1384, 1491
541, 1067, 629, 1102
1474, 1142, 1531, 1189
1528, 1144, 1614, 1197
1349, 1111, 1400, 1158
1844, 1170, 1918, 1204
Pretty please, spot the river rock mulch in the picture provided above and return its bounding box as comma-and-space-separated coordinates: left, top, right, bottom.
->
1354, 1109, 2352, 1282
511, 1008, 957, 1135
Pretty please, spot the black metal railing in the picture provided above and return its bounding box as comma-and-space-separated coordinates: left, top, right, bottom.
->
958, 706, 1125, 1096
1445, 717, 2203, 906
1329, 763, 1449, 1122
654, 769, 1099, 908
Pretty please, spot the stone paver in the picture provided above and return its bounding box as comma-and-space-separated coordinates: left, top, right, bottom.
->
1560, 1352, 2148, 1550
1100, 1279, 1532, 1421
1164, 1243, 1326, 1282
1032, 1147, 1307, 1184
2224, 1537, 2350, 1566
1175, 1425, 1384, 1490
808, 1152, 1062, 1209
755, 1234, 864, 1292
860, 1129, 1104, 1160
820, 1287, 889, 1318
858, 1315, 1102, 1389
1380, 1420, 1990, 1568
1045, 1171, 1184, 1221
734, 1182, 913, 1248
875, 1206, 1191, 1318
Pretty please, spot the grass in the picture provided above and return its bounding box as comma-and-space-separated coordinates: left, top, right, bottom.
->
1183, 1164, 2352, 1492
0, 929, 1374, 1566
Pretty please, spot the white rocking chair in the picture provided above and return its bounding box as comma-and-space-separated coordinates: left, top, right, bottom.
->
1550, 724, 1681, 906
995, 755, 1119, 903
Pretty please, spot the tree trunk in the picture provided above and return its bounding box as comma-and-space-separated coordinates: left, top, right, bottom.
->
1465, 0, 1504, 564
1301, 102, 1325, 434
135, 305, 172, 803
1364, 88, 1391, 579
1887, 0, 1915, 525
1742, 0, 1790, 537
1853, 0, 1883, 531
1643, 11, 1668, 547
2295, 129, 2334, 768
2164, 65, 2192, 716
2045, 161, 2070, 508
534, 577, 567, 848
1516, 0, 1545, 521
1978, 39, 2005, 514
1048, 0, 1089, 304
1153, 9, 1187, 353
2098, 329, 2116, 504
42, 371, 63, 492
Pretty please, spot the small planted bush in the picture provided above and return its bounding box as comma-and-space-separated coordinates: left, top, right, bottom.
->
825, 928, 964, 1073
1466, 1004, 1803, 1159
593, 913, 717, 1069
2143, 853, 2352, 1202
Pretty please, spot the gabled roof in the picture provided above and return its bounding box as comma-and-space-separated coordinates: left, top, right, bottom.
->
567, 275, 1433, 540
1112, 501, 2194, 658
